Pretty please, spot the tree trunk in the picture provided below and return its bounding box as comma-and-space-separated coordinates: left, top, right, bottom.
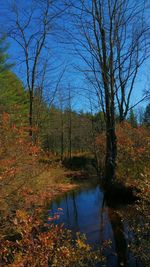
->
104, 86, 117, 184
61, 113, 64, 161
68, 114, 72, 160
105, 120, 117, 184
29, 91, 33, 138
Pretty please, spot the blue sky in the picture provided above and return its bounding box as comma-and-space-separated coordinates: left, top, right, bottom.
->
1, 0, 149, 114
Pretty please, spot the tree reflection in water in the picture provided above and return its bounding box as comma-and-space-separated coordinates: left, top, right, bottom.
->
48, 186, 142, 267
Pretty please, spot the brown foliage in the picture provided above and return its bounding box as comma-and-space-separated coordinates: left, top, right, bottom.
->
96, 122, 150, 183
0, 113, 41, 213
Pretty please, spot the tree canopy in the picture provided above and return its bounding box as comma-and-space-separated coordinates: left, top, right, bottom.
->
0, 71, 28, 124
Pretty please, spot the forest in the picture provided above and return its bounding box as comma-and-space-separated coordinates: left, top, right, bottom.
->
0, 0, 150, 266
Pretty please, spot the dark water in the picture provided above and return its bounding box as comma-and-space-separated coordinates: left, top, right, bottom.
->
47, 185, 142, 267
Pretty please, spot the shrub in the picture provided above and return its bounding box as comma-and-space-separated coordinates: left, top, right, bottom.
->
0, 210, 105, 267
96, 122, 150, 183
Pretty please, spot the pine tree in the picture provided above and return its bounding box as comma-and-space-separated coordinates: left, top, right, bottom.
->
143, 103, 150, 126
0, 71, 28, 124
0, 34, 13, 73
128, 109, 138, 128
0, 34, 28, 125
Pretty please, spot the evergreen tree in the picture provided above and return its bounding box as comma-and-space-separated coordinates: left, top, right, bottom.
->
0, 71, 28, 125
0, 34, 27, 125
143, 103, 150, 126
0, 34, 13, 73
128, 109, 138, 128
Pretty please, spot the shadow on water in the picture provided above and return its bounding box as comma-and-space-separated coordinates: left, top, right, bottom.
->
47, 185, 142, 267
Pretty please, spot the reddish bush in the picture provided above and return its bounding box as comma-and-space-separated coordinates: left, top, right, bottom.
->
96, 122, 150, 183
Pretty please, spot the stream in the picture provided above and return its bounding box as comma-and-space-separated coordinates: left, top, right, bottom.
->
47, 185, 142, 267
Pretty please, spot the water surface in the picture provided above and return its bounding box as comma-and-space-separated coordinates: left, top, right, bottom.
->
48, 185, 142, 267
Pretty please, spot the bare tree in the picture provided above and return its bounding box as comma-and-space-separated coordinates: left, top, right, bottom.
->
8, 0, 66, 137
67, 84, 72, 160
69, 0, 150, 183
58, 87, 65, 161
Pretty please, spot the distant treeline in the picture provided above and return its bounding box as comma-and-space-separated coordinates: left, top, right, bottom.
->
0, 69, 149, 160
